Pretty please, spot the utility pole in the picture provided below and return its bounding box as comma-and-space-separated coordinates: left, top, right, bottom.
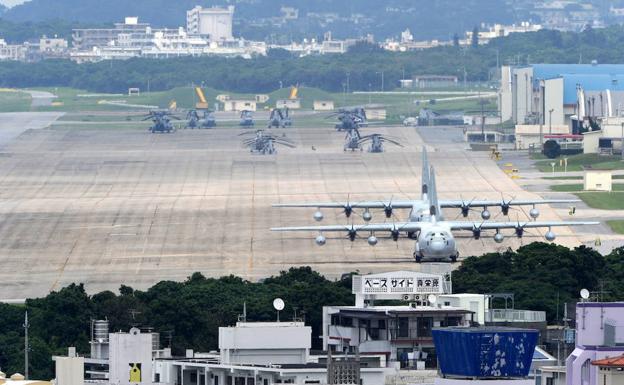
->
549, 108, 554, 134
23, 311, 29, 380
539, 111, 544, 150
346, 72, 350, 95
381, 71, 384, 92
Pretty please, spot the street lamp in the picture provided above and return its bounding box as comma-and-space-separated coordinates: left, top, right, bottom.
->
549, 108, 554, 134
376, 71, 384, 92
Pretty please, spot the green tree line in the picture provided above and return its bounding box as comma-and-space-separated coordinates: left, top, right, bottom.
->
0, 244, 622, 379
1, 26, 624, 94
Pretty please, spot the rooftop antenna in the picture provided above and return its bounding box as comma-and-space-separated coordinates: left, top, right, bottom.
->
273, 298, 285, 322
129, 309, 141, 327
23, 311, 29, 380
238, 302, 247, 322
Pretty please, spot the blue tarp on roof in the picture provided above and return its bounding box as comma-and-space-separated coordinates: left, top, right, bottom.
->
529, 64, 624, 104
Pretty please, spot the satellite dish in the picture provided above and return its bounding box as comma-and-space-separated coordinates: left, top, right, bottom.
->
580, 289, 590, 299
273, 298, 285, 311
428, 294, 437, 304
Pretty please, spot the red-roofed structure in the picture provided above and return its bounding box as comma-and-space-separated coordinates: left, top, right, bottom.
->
591, 355, 624, 368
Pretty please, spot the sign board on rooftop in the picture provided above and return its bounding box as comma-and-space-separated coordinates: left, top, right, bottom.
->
357, 271, 444, 295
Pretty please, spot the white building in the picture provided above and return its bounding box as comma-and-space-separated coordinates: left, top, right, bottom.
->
39, 36, 68, 54
187, 6, 235, 42
219, 322, 310, 365
0, 39, 27, 61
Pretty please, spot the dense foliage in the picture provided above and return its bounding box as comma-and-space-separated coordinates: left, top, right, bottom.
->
2, 26, 624, 94
0, 244, 622, 379
454, 243, 624, 321
2, 0, 516, 40
0, 267, 353, 379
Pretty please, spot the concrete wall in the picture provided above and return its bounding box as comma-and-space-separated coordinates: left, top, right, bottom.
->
500, 66, 513, 122
219, 322, 311, 365
597, 367, 624, 385
54, 357, 84, 385
438, 294, 486, 325
543, 78, 565, 127
584, 171, 612, 192
577, 303, 624, 347
109, 330, 153, 385
511, 67, 533, 124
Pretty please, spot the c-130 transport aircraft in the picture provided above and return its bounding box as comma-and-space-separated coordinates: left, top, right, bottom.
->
272, 148, 598, 262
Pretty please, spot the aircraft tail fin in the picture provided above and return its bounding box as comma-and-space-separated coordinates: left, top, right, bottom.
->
421, 147, 430, 199
428, 166, 443, 220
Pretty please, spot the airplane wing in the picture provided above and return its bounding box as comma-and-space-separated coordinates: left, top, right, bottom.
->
272, 201, 416, 209
440, 199, 579, 208
447, 220, 599, 231
271, 222, 421, 232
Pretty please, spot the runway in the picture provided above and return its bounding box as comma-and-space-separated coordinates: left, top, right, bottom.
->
0, 119, 594, 298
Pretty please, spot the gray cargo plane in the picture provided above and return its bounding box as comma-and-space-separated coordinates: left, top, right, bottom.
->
271, 149, 598, 262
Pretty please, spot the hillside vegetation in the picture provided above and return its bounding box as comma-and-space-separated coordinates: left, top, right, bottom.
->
1, 26, 624, 94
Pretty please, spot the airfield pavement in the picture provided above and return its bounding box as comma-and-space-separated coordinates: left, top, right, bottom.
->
0, 113, 602, 299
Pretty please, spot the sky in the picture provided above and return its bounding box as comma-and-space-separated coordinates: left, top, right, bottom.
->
0, 0, 28, 7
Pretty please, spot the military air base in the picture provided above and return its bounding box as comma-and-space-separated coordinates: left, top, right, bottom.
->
0, 85, 609, 300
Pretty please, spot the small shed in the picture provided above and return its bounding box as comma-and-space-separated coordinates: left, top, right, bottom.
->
313, 100, 334, 111
276, 99, 301, 109
584, 170, 612, 192
223, 99, 257, 112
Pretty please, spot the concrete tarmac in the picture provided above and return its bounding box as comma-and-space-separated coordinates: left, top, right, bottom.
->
0, 122, 598, 299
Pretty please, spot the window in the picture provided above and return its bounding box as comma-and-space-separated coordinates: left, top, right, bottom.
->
190, 372, 198, 384
417, 317, 433, 337
398, 317, 409, 338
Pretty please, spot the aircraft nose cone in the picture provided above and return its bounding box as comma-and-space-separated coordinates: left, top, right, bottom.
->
430, 240, 446, 252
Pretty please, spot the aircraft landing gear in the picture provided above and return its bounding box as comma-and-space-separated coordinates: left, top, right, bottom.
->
450, 254, 458, 263
413, 252, 423, 263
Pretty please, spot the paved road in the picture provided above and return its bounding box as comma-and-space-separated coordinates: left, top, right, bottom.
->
25, 90, 57, 107
0, 112, 64, 148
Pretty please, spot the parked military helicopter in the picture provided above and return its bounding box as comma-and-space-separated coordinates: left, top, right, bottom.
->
240, 110, 255, 127
344, 126, 363, 151
358, 134, 403, 153
240, 130, 296, 154
143, 110, 179, 133
330, 108, 368, 131
268, 108, 293, 128
186, 109, 217, 129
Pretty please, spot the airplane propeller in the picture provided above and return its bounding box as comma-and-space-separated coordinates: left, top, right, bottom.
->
382, 196, 394, 218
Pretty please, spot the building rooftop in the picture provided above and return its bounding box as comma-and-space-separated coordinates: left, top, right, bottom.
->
591, 354, 624, 367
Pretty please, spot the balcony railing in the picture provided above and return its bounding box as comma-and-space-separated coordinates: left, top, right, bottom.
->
485, 309, 546, 323
389, 328, 433, 341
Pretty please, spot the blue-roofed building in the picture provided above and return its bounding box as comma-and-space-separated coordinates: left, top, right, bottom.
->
500, 64, 624, 149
